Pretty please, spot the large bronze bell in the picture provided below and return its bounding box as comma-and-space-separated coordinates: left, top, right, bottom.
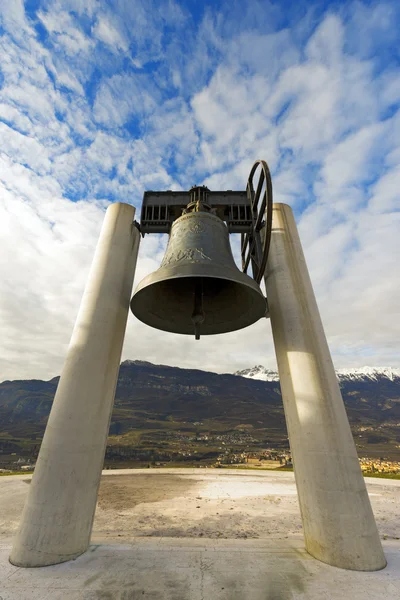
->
130, 200, 267, 339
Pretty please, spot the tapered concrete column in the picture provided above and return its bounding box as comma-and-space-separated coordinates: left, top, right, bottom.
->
264, 203, 386, 571
10, 203, 140, 567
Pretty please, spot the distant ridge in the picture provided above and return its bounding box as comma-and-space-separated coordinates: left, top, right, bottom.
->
1, 359, 400, 464
121, 361, 400, 383
234, 365, 400, 383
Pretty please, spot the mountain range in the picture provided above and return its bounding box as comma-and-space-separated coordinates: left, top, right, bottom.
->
0, 361, 399, 467
235, 365, 400, 383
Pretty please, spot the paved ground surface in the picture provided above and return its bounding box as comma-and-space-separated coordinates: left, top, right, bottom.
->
0, 468, 399, 599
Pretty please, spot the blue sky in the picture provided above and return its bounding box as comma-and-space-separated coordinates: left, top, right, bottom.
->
0, 0, 399, 379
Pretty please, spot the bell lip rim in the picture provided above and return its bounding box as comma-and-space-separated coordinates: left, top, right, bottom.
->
130, 296, 267, 335
130, 313, 267, 336
130, 275, 268, 336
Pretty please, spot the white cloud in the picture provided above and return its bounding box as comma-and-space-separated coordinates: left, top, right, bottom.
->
93, 15, 129, 52
0, 122, 51, 172
0, 0, 33, 41
317, 122, 387, 199
305, 14, 344, 67
345, 1, 397, 60
0, 157, 106, 379
38, 9, 95, 57
54, 68, 85, 96
93, 73, 159, 128
369, 165, 400, 213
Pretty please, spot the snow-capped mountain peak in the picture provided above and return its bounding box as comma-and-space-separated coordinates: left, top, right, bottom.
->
234, 366, 279, 382
335, 366, 400, 382
234, 365, 400, 382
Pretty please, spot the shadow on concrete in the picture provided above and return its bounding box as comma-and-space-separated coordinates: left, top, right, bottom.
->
97, 473, 199, 511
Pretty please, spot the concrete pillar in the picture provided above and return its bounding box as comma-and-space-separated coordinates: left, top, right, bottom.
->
264, 203, 386, 571
10, 203, 140, 567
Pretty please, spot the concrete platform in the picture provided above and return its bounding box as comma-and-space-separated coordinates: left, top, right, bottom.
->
1, 469, 400, 599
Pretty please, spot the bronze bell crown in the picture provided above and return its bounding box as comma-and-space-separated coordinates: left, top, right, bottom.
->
130, 186, 267, 339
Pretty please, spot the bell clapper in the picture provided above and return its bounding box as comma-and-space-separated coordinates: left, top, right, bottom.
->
191, 279, 205, 340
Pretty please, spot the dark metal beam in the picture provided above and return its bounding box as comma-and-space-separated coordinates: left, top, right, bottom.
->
139, 190, 253, 234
